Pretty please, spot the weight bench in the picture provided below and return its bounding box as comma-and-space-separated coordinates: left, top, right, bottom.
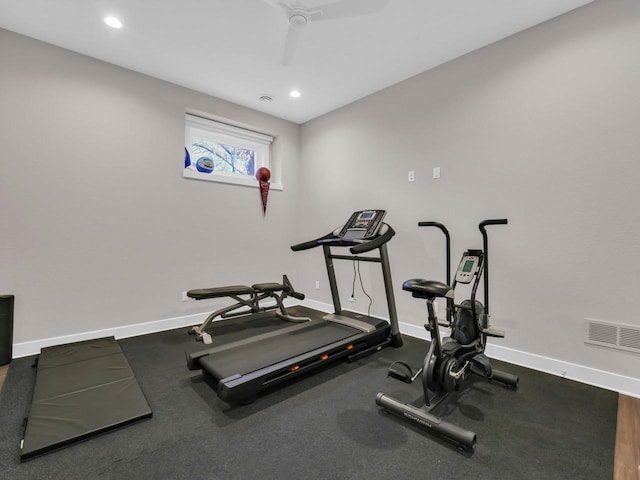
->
188, 274, 308, 344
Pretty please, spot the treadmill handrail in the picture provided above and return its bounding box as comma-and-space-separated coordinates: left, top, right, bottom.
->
291, 232, 335, 251
350, 225, 395, 254
290, 224, 395, 253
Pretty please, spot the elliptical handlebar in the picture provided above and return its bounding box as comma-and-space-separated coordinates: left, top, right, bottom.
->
479, 218, 508, 231
478, 219, 508, 315
418, 221, 447, 229
418, 221, 451, 286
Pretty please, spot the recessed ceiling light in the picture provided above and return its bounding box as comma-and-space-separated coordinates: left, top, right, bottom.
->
104, 16, 123, 29
289, 90, 301, 98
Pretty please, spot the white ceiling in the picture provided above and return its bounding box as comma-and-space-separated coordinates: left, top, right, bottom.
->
0, 0, 593, 124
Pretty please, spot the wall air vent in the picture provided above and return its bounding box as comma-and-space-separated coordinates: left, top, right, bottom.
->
585, 319, 640, 354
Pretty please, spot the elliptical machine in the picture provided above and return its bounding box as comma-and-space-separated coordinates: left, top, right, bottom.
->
376, 219, 519, 450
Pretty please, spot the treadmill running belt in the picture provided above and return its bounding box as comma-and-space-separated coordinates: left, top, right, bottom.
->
20, 337, 152, 461
199, 321, 359, 379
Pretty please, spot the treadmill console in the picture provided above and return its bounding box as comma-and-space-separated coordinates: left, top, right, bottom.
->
454, 254, 480, 284
338, 210, 386, 241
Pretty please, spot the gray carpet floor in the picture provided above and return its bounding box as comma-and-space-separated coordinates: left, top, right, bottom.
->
0, 328, 616, 479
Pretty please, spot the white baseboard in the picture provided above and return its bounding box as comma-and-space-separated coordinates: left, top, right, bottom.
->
399, 320, 640, 399
9, 302, 640, 399
484, 344, 640, 400
12, 312, 206, 359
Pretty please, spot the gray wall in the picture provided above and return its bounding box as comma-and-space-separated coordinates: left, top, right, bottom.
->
0, 28, 301, 341
299, 0, 640, 379
1, 0, 638, 381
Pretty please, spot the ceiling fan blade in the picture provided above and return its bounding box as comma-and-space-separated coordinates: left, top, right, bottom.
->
263, 0, 289, 8
282, 25, 302, 66
313, 0, 389, 21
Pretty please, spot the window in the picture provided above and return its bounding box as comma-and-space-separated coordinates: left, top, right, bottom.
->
184, 114, 281, 189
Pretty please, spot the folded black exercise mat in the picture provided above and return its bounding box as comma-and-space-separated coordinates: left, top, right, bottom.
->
20, 336, 152, 461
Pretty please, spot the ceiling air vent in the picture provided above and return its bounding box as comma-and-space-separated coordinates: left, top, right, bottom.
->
585, 319, 640, 354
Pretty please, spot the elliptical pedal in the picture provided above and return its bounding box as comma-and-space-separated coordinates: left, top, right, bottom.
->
469, 353, 493, 378
386, 361, 422, 383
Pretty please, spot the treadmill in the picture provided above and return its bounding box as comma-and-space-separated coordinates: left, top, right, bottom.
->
186, 210, 403, 404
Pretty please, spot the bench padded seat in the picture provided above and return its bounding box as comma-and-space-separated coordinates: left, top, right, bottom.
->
251, 282, 285, 293
187, 285, 254, 300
